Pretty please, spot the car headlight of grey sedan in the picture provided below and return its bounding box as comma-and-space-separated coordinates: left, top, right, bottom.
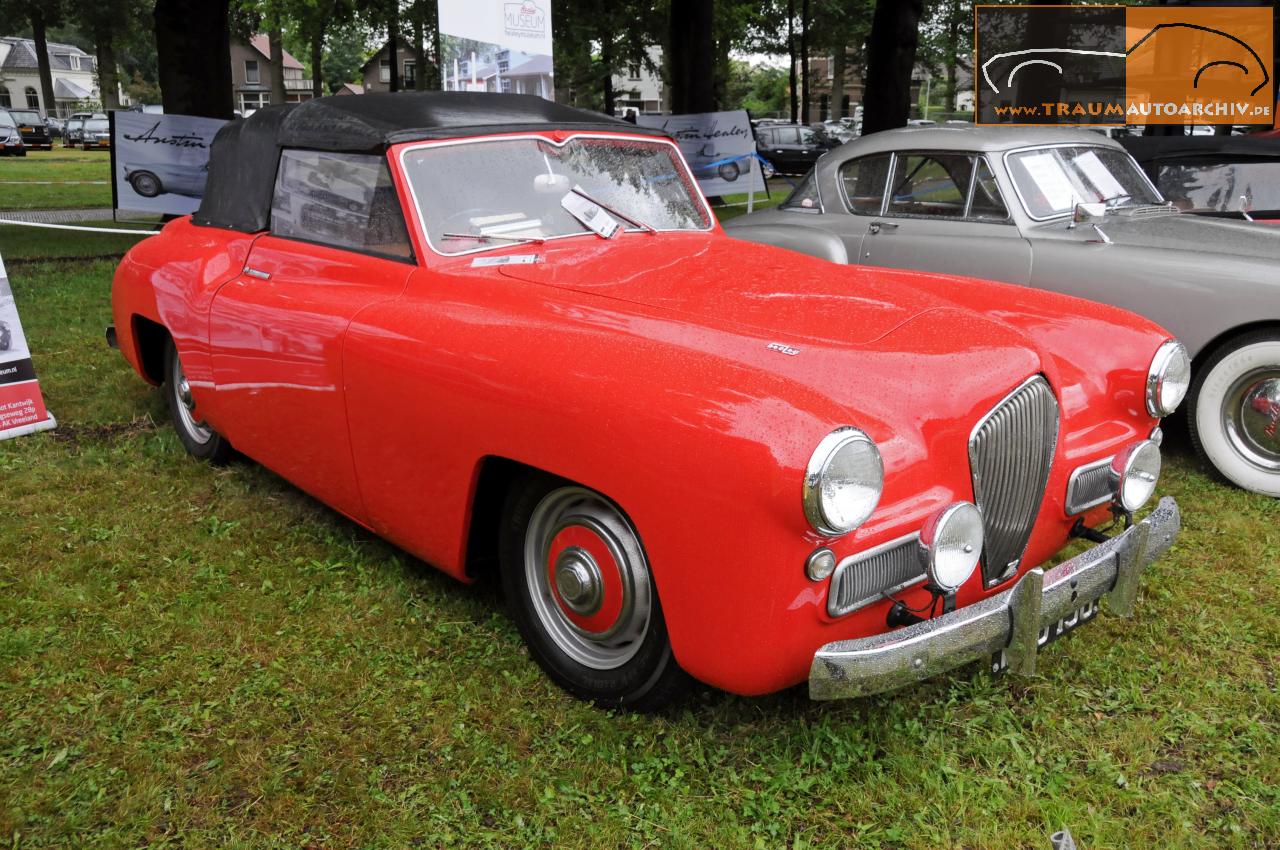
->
1146, 340, 1190, 418
803, 427, 883, 536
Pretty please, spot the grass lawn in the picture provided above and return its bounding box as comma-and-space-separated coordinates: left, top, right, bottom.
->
0, 219, 156, 264
0, 148, 113, 211
0, 236, 1277, 848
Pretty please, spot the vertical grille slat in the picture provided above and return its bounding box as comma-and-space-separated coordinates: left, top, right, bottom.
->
968, 376, 1059, 586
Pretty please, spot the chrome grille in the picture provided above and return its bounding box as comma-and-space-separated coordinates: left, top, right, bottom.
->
1066, 457, 1114, 515
828, 534, 924, 617
968, 376, 1059, 586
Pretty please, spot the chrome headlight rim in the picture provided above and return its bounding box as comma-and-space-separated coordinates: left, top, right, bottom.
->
1109, 439, 1162, 513
918, 501, 984, 592
1146, 339, 1190, 418
802, 427, 884, 537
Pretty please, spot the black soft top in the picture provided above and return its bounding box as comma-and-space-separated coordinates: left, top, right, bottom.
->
193, 92, 665, 233
1120, 134, 1280, 166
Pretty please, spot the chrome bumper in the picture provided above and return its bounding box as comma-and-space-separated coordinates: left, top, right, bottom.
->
809, 496, 1180, 700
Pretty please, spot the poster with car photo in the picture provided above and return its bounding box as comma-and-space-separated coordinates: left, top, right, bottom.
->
0, 252, 54, 440
636, 111, 765, 199
438, 0, 554, 99
112, 111, 228, 217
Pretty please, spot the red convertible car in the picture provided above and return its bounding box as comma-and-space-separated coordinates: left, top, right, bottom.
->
111, 93, 1183, 708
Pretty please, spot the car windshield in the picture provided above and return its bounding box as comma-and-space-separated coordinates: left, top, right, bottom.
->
84, 119, 109, 132
9, 111, 40, 124
0, 112, 14, 129
1155, 162, 1280, 214
401, 136, 712, 254
1006, 145, 1161, 218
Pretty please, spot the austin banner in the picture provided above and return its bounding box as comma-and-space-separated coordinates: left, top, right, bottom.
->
438, 0, 553, 99
111, 111, 228, 217
0, 251, 55, 441
637, 110, 765, 199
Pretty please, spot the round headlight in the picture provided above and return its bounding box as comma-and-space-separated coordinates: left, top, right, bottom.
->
802, 427, 883, 536
1146, 340, 1190, 418
918, 502, 984, 592
1110, 440, 1161, 512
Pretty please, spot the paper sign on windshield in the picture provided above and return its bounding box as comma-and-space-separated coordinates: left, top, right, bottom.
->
1017, 152, 1077, 212
0, 251, 55, 441
561, 189, 620, 239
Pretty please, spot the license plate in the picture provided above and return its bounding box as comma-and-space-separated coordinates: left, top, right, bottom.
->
990, 597, 1100, 674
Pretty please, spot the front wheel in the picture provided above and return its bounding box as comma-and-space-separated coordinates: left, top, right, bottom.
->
718, 161, 740, 181
1189, 331, 1280, 496
164, 338, 232, 464
130, 171, 162, 197
499, 474, 691, 710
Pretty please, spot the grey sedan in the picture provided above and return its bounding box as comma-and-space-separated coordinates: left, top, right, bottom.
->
727, 126, 1280, 497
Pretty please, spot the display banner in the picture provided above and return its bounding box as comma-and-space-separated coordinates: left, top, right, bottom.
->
438, 0, 554, 99
637, 110, 765, 198
0, 252, 55, 441
111, 111, 228, 217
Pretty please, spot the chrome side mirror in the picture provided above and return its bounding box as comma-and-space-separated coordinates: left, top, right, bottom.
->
1073, 202, 1107, 223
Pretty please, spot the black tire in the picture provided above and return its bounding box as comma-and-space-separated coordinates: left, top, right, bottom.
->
1188, 330, 1280, 496
130, 171, 163, 198
499, 471, 692, 710
164, 338, 233, 464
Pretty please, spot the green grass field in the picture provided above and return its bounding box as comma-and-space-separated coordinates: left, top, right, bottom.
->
0, 147, 113, 211
0, 229, 1277, 848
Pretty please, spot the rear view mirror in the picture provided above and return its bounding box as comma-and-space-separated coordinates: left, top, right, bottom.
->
1073, 202, 1106, 222
534, 173, 571, 194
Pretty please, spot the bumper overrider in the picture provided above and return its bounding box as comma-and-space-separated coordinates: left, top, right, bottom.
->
810, 496, 1180, 700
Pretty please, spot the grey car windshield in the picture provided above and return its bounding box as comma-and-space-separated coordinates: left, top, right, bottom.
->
1007, 146, 1160, 219
401, 136, 712, 254
0, 112, 14, 129
84, 119, 109, 132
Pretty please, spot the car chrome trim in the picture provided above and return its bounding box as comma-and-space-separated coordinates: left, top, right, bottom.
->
968, 375, 1060, 587
827, 532, 925, 618
396, 132, 717, 259
802, 427, 883, 537
809, 496, 1180, 699
1146, 339, 1189, 418
1000, 142, 1163, 223
1065, 455, 1115, 515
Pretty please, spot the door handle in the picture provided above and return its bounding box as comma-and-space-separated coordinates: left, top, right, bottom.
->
868, 221, 899, 234
243, 267, 271, 280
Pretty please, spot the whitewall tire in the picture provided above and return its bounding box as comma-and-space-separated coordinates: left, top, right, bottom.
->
1189, 332, 1280, 497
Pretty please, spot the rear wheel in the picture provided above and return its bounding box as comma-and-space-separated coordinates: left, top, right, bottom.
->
164, 338, 232, 464
130, 172, 162, 197
1189, 331, 1280, 497
499, 473, 691, 710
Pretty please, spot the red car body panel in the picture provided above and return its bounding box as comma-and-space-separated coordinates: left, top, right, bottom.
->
112, 132, 1173, 696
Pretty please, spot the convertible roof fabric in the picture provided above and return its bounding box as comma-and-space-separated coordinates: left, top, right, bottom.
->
194, 92, 663, 233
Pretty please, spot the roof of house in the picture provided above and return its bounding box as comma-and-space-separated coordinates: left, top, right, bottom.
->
360, 38, 418, 70
194, 92, 667, 233
53, 78, 92, 100
0, 37, 95, 73
247, 34, 304, 70
335, 82, 363, 95
507, 54, 552, 77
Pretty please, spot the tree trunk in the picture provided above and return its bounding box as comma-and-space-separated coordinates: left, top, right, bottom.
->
154, 0, 234, 119
30, 9, 56, 116
800, 0, 810, 124
861, 0, 922, 135
830, 45, 846, 120
601, 32, 614, 114
945, 0, 959, 112
787, 0, 797, 122
268, 26, 287, 105
388, 5, 401, 93
412, 9, 428, 91
310, 26, 325, 97
94, 24, 121, 110
667, 0, 715, 114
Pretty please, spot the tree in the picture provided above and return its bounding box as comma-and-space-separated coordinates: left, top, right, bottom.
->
0, 0, 63, 116
861, 0, 922, 134
154, 0, 234, 119
67, 0, 149, 110
668, 0, 715, 113
281, 0, 359, 95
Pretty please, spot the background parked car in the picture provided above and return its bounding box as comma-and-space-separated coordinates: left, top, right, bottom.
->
754, 122, 840, 175
44, 115, 64, 139
0, 111, 24, 157
80, 116, 111, 150
727, 125, 1280, 497
1119, 134, 1280, 223
4, 108, 52, 150
63, 114, 86, 147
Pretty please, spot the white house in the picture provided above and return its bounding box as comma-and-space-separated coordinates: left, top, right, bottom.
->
443, 47, 553, 100
612, 47, 663, 116
0, 37, 99, 117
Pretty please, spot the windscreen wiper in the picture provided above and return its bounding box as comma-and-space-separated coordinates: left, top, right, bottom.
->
441, 231, 546, 244
568, 187, 658, 234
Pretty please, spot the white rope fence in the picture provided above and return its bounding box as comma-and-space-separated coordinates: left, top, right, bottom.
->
0, 219, 159, 235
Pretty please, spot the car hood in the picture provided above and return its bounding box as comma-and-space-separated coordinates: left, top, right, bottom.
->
495, 233, 967, 347
1028, 207, 1280, 259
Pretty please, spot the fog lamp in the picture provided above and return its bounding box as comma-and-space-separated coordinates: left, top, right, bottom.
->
1110, 440, 1161, 512
918, 502, 984, 593
805, 548, 836, 582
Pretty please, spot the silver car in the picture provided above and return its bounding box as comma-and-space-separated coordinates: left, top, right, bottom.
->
727, 126, 1280, 497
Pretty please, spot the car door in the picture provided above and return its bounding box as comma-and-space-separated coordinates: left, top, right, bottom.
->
856, 152, 1033, 284
208, 148, 415, 520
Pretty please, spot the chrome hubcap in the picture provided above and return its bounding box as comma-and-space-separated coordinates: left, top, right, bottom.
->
1224, 372, 1280, 471
170, 351, 213, 445
524, 487, 651, 670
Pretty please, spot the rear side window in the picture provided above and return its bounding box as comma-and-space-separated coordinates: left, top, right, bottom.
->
968, 158, 1011, 221
887, 153, 972, 218
780, 171, 822, 212
270, 150, 413, 261
838, 154, 891, 215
